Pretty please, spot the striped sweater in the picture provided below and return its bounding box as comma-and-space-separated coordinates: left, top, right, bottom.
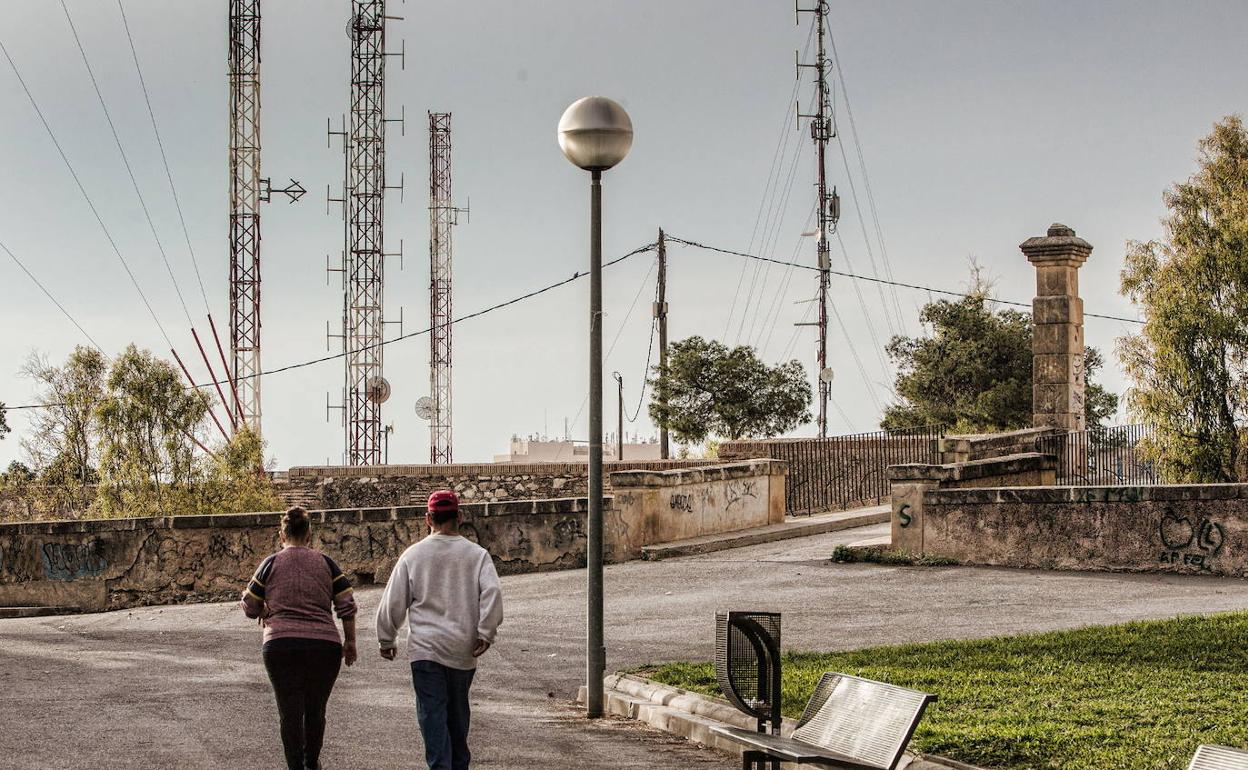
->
241, 546, 357, 646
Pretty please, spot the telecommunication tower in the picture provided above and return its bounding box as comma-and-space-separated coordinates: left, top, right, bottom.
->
328, 1, 404, 465
797, 0, 840, 437
228, 0, 304, 435
427, 112, 460, 464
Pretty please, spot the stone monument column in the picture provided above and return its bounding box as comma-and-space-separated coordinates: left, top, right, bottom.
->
1020, 223, 1092, 432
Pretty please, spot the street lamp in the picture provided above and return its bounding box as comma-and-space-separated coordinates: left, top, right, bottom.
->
559, 95, 633, 719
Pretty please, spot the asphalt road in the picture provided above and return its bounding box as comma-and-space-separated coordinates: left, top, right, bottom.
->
4, 522, 1248, 769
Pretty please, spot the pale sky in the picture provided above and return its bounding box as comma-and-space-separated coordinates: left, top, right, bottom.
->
2, 0, 1247, 469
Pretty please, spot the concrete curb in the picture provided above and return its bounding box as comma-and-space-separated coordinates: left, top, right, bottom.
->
640, 505, 890, 561
575, 673, 988, 770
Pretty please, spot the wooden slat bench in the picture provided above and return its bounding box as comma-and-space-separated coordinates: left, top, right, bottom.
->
711, 672, 935, 769
1190, 745, 1248, 770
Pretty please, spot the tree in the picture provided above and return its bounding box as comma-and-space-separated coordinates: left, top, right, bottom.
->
1119, 116, 1248, 483
203, 426, 281, 514
95, 345, 212, 515
648, 336, 812, 444
883, 290, 1118, 433
20, 347, 106, 485
0, 402, 9, 441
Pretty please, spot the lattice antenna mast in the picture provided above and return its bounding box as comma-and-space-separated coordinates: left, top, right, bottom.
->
328, 1, 405, 466
797, 0, 840, 437
427, 112, 460, 464
228, 0, 305, 436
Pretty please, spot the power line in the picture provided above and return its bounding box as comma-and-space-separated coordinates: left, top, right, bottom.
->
0, 33, 175, 349
62, 0, 194, 328
7, 243, 658, 412
666, 235, 1144, 324
828, 27, 907, 329
0, 238, 104, 352
117, 0, 211, 314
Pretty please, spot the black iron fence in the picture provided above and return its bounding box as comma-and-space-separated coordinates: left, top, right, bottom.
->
760, 426, 945, 515
1035, 424, 1159, 486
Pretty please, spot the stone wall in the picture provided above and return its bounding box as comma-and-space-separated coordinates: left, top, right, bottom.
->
935, 427, 1061, 464
277, 460, 717, 510
889, 453, 1057, 553
917, 484, 1248, 577
610, 460, 787, 557
0, 460, 788, 612
0, 498, 598, 612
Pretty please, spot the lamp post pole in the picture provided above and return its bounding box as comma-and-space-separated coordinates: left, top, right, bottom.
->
559, 96, 633, 720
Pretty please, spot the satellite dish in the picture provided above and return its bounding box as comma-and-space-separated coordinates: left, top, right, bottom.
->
346, 13, 358, 39
415, 396, 434, 421
819, 368, 835, 384
366, 376, 391, 404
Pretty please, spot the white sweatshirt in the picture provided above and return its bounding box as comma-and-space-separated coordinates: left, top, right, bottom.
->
375, 533, 504, 670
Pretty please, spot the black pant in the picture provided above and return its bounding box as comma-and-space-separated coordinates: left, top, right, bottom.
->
263, 640, 342, 770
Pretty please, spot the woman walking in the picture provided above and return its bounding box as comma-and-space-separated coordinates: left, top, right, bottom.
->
242, 506, 358, 770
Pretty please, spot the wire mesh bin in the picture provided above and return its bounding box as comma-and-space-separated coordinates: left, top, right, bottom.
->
715, 611, 782, 739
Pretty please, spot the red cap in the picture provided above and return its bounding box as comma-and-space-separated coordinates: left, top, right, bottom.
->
427, 489, 460, 513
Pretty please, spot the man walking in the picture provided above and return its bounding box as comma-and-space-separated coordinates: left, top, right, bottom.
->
377, 490, 504, 770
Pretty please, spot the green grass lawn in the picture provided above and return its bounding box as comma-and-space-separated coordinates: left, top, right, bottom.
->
642, 612, 1248, 770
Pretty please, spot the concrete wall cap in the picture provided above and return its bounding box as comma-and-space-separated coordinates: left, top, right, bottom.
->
609, 459, 787, 488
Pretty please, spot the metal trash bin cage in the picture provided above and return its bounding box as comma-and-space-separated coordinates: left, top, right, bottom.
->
716, 611, 782, 769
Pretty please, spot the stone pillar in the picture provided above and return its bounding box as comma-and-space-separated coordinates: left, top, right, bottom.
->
1020, 223, 1092, 432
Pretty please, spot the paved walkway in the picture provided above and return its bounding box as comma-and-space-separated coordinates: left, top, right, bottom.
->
4, 523, 1248, 769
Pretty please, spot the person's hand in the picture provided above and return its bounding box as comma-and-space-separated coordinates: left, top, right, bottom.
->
472, 639, 491, 658
343, 641, 358, 667
379, 647, 397, 661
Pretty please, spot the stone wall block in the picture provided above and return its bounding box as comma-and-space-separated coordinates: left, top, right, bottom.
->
1032, 296, 1083, 325
1033, 323, 1083, 355
1035, 266, 1080, 297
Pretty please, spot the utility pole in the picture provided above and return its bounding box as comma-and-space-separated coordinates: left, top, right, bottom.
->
655, 228, 670, 459
797, 0, 840, 437
612, 372, 624, 461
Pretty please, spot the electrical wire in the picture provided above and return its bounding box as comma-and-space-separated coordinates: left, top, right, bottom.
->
1, 238, 104, 352
117, 0, 211, 314
7, 243, 658, 412
666, 235, 1144, 324
0, 34, 174, 349
723, 22, 815, 341
828, 27, 907, 329
63, 0, 193, 328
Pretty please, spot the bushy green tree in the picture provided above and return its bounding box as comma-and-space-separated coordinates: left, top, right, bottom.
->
95, 345, 212, 515
1119, 116, 1248, 482
20, 347, 107, 484
883, 291, 1118, 433
204, 426, 281, 514
648, 336, 812, 443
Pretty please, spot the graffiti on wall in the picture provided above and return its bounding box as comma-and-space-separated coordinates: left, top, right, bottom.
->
725, 480, 758, 511
40, 540, 108, 580
1158, 509, 1225, 571
670, 493, 694, 513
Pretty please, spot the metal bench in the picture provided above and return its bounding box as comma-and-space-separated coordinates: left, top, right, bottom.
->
712, 672, 935, 769
1191, 745, 1248, 770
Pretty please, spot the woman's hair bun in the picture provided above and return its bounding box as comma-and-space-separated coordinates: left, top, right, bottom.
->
282, 506, 311, 539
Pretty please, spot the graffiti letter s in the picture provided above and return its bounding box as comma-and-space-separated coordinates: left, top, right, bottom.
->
898, 504, 912, 528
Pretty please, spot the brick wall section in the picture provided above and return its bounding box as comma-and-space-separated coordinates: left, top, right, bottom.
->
277, 460, 718, 510
919, 484, 1248, 577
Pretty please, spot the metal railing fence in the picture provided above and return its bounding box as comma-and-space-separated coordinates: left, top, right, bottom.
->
1035, 423, 1159, 486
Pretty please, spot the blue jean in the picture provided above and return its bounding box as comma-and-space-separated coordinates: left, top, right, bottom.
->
410, 660, 476, 770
